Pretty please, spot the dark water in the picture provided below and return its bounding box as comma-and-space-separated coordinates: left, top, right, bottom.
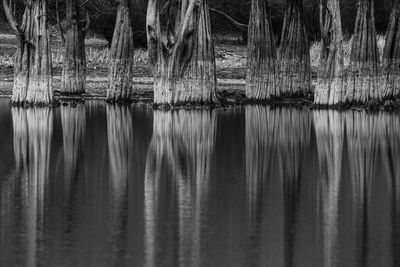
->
0, 98, 399, 267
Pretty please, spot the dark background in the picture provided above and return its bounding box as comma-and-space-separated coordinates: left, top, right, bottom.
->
0, 0, 394, 46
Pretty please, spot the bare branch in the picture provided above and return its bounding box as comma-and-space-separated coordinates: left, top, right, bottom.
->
2, 0, 22, 39
209, 7, 248, 32
83, 10, 91, 33
56, 0, 66, 44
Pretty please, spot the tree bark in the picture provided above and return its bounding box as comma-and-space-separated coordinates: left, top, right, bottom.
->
107, 0, 135, 102
345, 0, 380, 102
382, 0, 400, 98
147, 0, 218, 106
246, 0, 277, 101
278, 0, 311, 97
3, 0, 53, 105
315, 0, 344, 105
60, 0, 87, 94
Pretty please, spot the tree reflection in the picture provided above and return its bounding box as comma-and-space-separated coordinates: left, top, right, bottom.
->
11, 107, 53, 267
144, 110, 217, 267
314, 110, 344, 267
245, 106, 312, 266
344, 111, 385, 266
106, 105, 133, 265
61, 104, 86, 193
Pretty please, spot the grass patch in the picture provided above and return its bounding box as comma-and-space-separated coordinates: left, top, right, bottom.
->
0, 34, 387, 74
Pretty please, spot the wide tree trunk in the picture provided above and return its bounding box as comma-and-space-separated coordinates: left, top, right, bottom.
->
383, 0, 400, 98
107, 0, 134, 102
246, 0, 277, 101
315, 0, 344, 105
147, 0, 218, 106
345, 0, 380, 102
278, 0, 311, 97
60, 0, 87, 94
3, 0, 53, 105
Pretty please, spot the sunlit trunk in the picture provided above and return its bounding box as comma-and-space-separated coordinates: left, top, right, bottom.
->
61, 0, 87, 94
144, 110, 216, 266
278, 0, 311, 97
382, 0, 400, 98
107, 0, 134, 102
315, 0, 344, 105
147, 0, 218, 105
345, 0, 380, 102
246, 0, 277, 100
5, 0, 53, 105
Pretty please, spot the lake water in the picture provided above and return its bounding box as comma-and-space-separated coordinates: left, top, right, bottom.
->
0, 98, 399, 267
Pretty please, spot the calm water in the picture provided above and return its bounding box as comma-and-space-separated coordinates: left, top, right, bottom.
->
0, 98, 399, 267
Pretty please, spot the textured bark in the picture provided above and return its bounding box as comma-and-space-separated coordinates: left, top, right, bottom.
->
107, 0, 134, 102
3, 0, 53, 105
315, 0, 344, 105
278, 0, 311, 97
382, 0, 400, 98
246, 0, 277, 100
60, 0, 87, 94
345, 0, 380, 102
147, 0, 218, 105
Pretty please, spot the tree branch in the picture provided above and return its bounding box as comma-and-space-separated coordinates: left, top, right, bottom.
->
209, 7, 248, 32
56, 0, 66, 44
83, 10, 91, 33
2, 0, 23, 39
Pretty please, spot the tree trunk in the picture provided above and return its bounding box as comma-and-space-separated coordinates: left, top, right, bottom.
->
107, 0, 134, 102
246, 0, 277, 101
382, 0, 400, 98
278, 0, 311, 97
4, 0, 53, 105
345, 0, 380, 102
61, 0, 87, 94
315, 0, 344, 105
147, 0, 218, 106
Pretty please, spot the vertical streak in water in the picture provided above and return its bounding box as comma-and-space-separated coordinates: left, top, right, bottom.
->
314, 110, 344, 267
245, 106, 284, 266
106, 104, 133, 265
278, 108, 311, 267
144, 110, 216, 267
345, 111, 379, 266
11, 107, 53, 267
61, 104, 86, 202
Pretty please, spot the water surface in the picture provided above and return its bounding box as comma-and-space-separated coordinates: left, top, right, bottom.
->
0, 99, 398, 267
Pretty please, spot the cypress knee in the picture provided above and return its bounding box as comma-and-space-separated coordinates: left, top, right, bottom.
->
246, 0, 277, 101
146, 0, 218, 106
315, 0, 344, 105
60, 0, 88, 94
383, 0, 400, 98
278, 0, 311, 97
107, 0, 134, 103
345, 0, 380, 103
3, 0, 53, 105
